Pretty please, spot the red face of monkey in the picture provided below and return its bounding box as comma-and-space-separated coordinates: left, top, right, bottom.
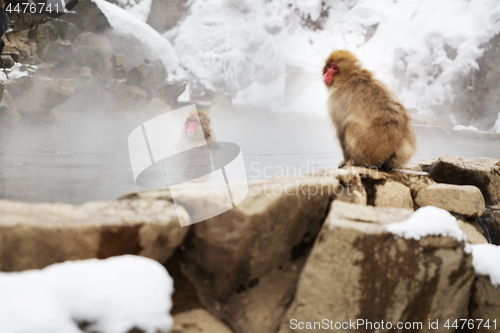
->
323, 63, 339, 86
186, 118, 200, 137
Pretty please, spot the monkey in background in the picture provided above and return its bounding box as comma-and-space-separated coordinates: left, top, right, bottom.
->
182, 109, 219, 149
323, 50, 415, 169
175, 109, 219, 183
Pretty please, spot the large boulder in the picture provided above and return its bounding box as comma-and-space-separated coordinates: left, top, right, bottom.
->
3, 77, 74, 113
429, 155, 500, 206
0, 199, 189, 272
123, 173, 366, 333
279, 201, 474, 333
415, 184, 486, 217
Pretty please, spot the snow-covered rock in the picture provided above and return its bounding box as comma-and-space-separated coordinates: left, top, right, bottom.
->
92, 0, 179, 72
0, 255, 174, 333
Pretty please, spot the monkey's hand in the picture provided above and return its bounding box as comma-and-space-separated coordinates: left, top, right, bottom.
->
338, 160, 346, 168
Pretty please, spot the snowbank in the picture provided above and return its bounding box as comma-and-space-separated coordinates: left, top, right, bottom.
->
386, 206, 467, 243
173, 0, 500, 116
92, 0, 179, 72
0, 255, 174, 333
471, 243, 500, 288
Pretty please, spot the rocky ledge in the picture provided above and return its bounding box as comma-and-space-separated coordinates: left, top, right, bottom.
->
1, 155, 500, 333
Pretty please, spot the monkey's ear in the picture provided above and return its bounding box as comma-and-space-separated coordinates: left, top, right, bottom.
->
208, 141, 220, 149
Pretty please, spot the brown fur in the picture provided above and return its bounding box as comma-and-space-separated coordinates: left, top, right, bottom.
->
323, 50, 415, 169
183, 109, 219, 148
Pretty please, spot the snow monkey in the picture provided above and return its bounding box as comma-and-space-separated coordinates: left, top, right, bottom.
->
182, 109, 219, 149
323, 50, 415, 169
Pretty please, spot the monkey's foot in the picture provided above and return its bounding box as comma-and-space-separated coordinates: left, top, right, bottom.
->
338, 160, 346, 168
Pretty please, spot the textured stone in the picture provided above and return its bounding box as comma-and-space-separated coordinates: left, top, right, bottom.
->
172, 309, 234, 333
456, 220, 488, 244
4, 77, 74, 112
429, 155, 500, 206
374, 181, 413, 209
415, 184, 486, 217
279, 201, 474, 333
470, 276, 500, 333
0, 199, 189, 272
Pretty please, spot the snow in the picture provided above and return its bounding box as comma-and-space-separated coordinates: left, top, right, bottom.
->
0, 255, 174, 333
453, 125, 479, 131
0, 63, 29, 81
172, 0, 500, 118
471, 243, 500, 288
92, 0, 179, 73
126, 0, 153, 22
386, 206, 467, 243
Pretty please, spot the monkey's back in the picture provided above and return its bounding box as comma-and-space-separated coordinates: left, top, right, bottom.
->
328, 70, 415, 169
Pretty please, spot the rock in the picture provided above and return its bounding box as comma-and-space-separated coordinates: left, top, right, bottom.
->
456, 220, 488, 244
0, 198, 190, 272
429, 155, 500, 206
470, 276, 500, 332
405, 158, 437, 173
40, 40, 73, 65
127, 60, 168, 95
156, 79, 187, 106
72, 0, 112, 33
111, 53, 125, 68
415, 184, 486, 217
104, 83, 148, 111
332, 166, 435, 203
50, 19, 79, 42
31, 22, 60, 46
73, 32, 114, 76
279, 201, 474, 333
172, 309, 234, 333
482, 206, 500, 245
124, 175, 366, 333
3, 30, 35, 63
4, 77, 74, 112
80, 66, 93, 79
147, 0, 188, 32
374, 181, 413, 209
0, 55, 14, 68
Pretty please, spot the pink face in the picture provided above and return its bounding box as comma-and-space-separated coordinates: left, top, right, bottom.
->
186, 119, 199, 137
323, 63, 339, 86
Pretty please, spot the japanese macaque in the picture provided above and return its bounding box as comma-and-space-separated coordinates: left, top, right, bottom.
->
182, 109, 219, 149
323, 50, 415, 169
